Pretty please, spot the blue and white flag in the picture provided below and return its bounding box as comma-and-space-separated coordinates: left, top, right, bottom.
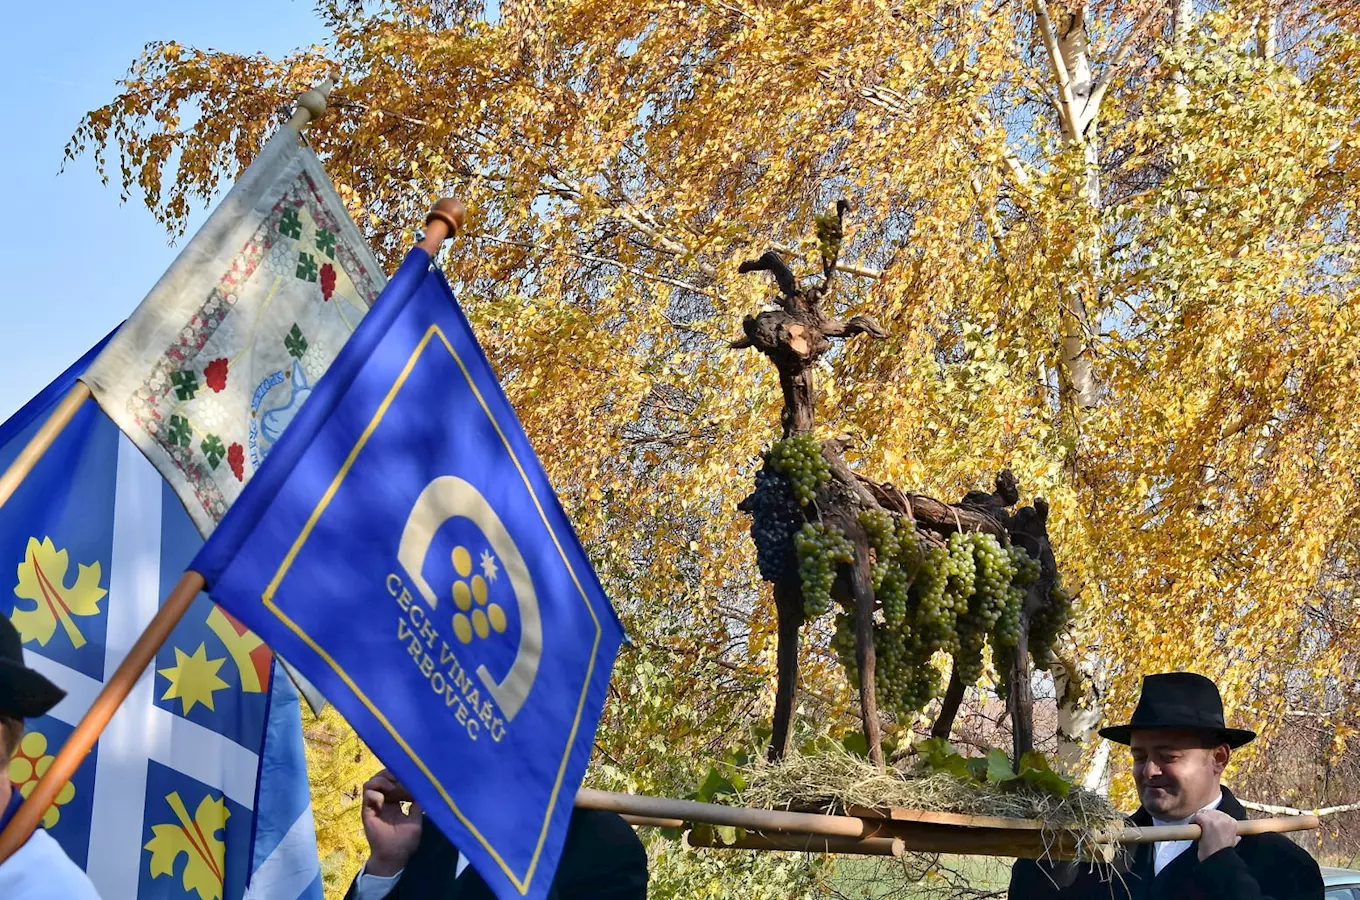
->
0, 333, 322, 900
193, 249, 626, 900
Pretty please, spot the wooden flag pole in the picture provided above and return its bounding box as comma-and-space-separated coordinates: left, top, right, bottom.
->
287, 74, 335, 130
0, 76, 339, 518
0, 571, 205, 863
0, 196, 463, 864
419, 198, 467, 253
0, 382, 91, 512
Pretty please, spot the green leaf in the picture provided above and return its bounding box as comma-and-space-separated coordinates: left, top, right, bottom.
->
985, 749, 1016, 783
714, 824, 739, 846
1019, 766, 1073, 798
694, 768, 734, 803
841, 732, 869, 758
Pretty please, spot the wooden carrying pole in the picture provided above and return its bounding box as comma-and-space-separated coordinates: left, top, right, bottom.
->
0, 193, 464, 864
687, 829, 905, 857
576, 789, 1320, 859
0, 75, 338, 518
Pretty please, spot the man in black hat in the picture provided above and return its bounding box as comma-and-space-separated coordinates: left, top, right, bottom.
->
345, 768, 648, 899
1010, 672, 1323, 899
0, 613, 101, 898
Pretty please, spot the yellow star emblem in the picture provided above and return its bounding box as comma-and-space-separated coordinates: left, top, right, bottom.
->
158, 643, 230, 715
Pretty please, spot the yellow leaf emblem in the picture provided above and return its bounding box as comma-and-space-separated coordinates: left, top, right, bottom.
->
144, 792, 228, 900
11, 536, 106, 648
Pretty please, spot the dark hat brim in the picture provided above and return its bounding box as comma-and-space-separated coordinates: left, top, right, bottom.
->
1099, 722, 1256, 749
0, 657, 66, 720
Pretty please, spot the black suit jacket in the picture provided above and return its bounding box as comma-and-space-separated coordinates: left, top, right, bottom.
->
345, 808, 648, 900
1009, 788, 1323, 900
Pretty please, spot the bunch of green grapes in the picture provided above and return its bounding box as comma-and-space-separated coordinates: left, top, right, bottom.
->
970, 533, 1017, 632
993, 585, 1024, 648
1030, 579, 1074, 669
953, 627, 987, 686
795, 522, 854, 617
911, 545, 955, 651
832, 612, 857, 674
858, 507, 900, 560
1008, 544, 1041, 586
767, 434, 830, 506
876, 564, 910, 627
945, 532, 977, 600
993, 639, 1011, 701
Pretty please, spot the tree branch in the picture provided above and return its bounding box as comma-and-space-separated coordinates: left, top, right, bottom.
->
1086, 2, 1170, 122
1032, 0, 1080, 141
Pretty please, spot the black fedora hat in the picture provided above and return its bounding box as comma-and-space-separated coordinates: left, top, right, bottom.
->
1099, 672, 1255, 748
0, 612, 65, 720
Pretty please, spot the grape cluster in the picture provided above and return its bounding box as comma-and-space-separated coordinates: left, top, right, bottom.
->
1008, 544, 1041, 586
836, 614, 941, 719
1030, 579, 1073, 669
795, 522, 854, 617
822, 516, 1074, 717
745, 467, 804, 583
767, 434, 830, 506
971, 533, 1017, 633
859, 508, 901, 559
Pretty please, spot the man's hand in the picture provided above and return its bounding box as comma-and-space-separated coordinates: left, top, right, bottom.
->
361, 769, 422, 877
1193, 809, 1241, 861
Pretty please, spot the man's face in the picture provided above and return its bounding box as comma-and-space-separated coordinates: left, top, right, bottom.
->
1130, 728, 1229, 819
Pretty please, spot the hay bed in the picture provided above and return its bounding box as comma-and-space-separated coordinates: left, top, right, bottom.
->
736, 746, 1120, 833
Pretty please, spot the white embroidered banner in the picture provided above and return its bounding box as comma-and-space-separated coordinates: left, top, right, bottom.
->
81, 126, 386, 537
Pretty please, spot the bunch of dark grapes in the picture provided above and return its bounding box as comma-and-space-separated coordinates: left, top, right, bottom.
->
745, 467, 803, 583
1030, 579, 1074, 669
767, 434, 830, 506
795, 522, 854, 617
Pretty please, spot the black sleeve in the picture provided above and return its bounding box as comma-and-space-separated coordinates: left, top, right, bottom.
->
1192, 837, 1324, 900
345, 815, 457, 900
550, 810, 648, 900
1009, 858, 1084, 898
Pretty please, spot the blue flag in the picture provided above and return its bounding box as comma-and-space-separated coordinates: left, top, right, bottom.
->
192, 249, 626, 900
0, 333, 323, 899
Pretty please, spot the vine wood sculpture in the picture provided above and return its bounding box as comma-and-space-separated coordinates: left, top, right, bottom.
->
735, 204, 1072, 767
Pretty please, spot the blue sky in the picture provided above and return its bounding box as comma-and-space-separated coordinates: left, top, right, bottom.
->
0, 2, 328, 421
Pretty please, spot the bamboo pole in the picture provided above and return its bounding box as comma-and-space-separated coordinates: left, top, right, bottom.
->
0, 76, 338, 518
621, 814, 685, 829
576, 789, 1319, 856
1102, 814, 1320, 845
687, 829, 905, 857
576, 788, 888, 839
0, 382, 91, 512
0, 572, 206, 863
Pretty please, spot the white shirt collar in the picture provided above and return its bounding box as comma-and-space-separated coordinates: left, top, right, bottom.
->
1150, 791, 1224, 827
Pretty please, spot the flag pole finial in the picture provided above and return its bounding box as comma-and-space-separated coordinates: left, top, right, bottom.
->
287, 75, 336, 130
418, 198, 467, 253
